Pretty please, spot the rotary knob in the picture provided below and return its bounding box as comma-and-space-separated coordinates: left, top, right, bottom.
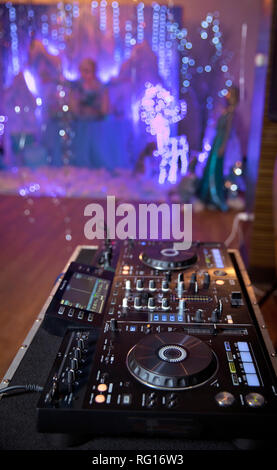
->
134, 296, 142, 309
148, 297, 155, 310
195, 309, 204, 322
149, 279, 156, 291
136, 279, 144, 291
103, 250, 112, 266
70, 358, 78, 370
162, 280, 169, 292
162, 298, 170, 310
77, 338, 85, 350
110, 318, 118, 332
74, 347, 82, 360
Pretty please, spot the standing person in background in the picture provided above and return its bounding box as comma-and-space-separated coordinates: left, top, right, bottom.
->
69, 58, 110, 167
69, 58, 109, 119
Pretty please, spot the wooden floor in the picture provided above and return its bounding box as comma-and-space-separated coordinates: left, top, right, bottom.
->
0, 194, 276, 380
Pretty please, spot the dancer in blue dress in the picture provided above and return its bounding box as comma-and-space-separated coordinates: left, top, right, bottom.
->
70, 58, 109, 120
69, 58, 110, 167
198, 86, 240, 211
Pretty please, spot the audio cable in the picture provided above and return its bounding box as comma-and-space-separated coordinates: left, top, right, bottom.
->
0, 384, 43, 396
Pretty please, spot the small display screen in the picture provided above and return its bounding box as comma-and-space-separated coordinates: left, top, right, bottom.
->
60, 273, 110, 313
211, 248, 224, 269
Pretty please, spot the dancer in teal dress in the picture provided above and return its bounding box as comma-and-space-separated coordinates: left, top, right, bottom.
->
198, 86, 240, 211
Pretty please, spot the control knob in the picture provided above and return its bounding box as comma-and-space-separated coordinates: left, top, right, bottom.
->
74, 347, 82, 360
110, 318, 118, 332
134, 296, 142, 309
211, 300, 222, 322
162, 280, 169, 292
136, 279, 144, 291
195, 309, 204, 322
162, 298, 170, 310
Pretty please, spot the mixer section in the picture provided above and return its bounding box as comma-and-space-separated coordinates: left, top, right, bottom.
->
111, 241, 253, 326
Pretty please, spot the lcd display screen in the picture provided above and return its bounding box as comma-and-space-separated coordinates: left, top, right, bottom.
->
60, 273, 110, 313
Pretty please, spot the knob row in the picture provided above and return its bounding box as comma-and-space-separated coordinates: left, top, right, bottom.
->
125, 273, 210, 294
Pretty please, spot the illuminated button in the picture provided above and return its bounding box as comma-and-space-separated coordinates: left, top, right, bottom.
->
122, 394, 132, 405
153, 314, 159, 321
122, 270, 129, 275
123, 265, 130, 271
129, 325, 136, 332
106, 394, 111, 404
243, 362, 256, 374
226, 351, 233, 361
240, 352, 252, 362
95, 394, 106, 403
229, 362, 236, 374
224, 341, 231, 351
232, 374, 239, 386
237, 342, 249, 352
215, 391, 235, 407
97, 383, 108, 392
216, 280, 225, 285
169, 315, 175, 322
161, 314, 167, 322
177, 315, 184, 322
246, 374, 260, 386
245, 393, 264, 408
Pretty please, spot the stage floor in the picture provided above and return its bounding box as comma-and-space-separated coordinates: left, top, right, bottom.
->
0, 166, 177, 201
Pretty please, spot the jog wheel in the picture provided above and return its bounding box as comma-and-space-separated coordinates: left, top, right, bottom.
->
139, 246, 197, 271
127, 332, 218, 390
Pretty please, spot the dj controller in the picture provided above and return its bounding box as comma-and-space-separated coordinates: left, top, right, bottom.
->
36, 240, 277, 440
